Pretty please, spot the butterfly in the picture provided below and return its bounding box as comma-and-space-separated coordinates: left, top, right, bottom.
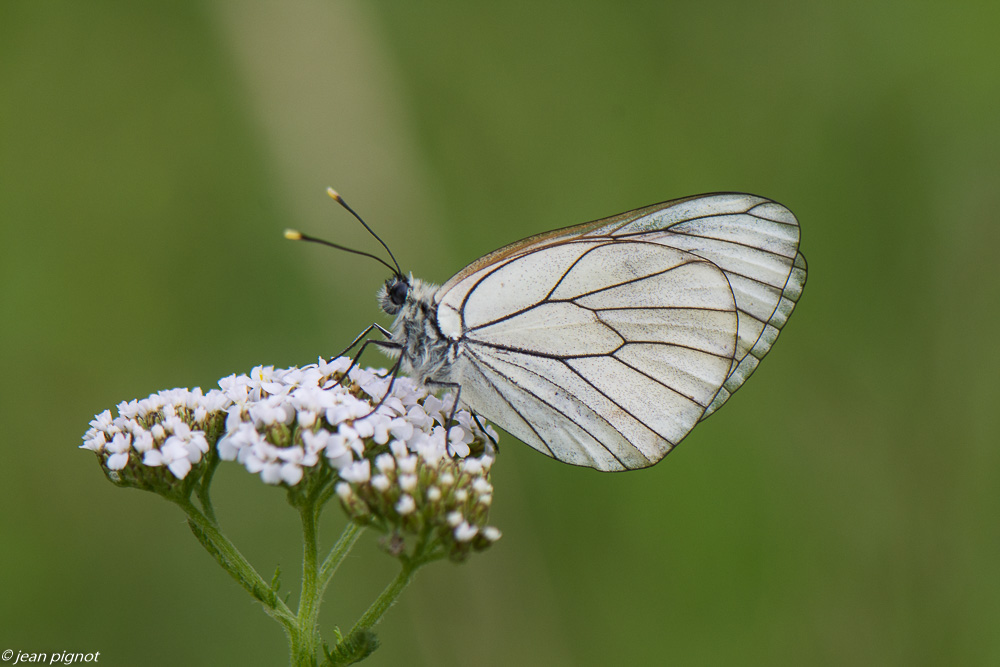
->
288, 190, 806, 471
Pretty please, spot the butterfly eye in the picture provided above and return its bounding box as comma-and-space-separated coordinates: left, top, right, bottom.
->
389, 280, 409, 306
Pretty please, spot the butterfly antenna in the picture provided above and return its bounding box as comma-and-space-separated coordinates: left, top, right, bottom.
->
327, 188, 403, 277
283, 229, 399, 276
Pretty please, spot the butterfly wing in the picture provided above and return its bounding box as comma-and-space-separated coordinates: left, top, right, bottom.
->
435, 193, 806, 471
585, 193, 808, 418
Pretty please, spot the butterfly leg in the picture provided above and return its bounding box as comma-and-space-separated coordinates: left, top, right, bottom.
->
354, 355, 404, 418
336, 323, 392, 358
424, 380, 495, 458
472, 414, 500, 456
425, 379, 462, 427
336, 325, 398, 385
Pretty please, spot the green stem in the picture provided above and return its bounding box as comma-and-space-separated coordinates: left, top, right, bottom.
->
176, 498, 295, 631
292, 505, 322, 665
348, 538, 446, 640
328, 538, 443, 664
349, 560, 417, 638
318, 522, 364, 599
195, 453, 220, 523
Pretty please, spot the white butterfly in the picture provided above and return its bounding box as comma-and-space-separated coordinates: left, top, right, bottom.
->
294, 191, 806, 471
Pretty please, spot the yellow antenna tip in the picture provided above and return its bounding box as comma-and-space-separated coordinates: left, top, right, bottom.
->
326, 187, 342, 201
284, 229, 303, 240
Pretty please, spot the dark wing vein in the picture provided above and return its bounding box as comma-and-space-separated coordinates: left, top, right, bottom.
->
465, 242, 703, 333
468, 347, 645, 467
658, 226, 797, 260
459, 349, 555, 458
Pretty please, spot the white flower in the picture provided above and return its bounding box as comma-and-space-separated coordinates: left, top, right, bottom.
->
447, 425, 472, 458
90, 410, 113, 432
142, 437, 194, 479
398, 474, 418, 493
396, 495, 416, 515
106, 432, 132, 471
462, 458, 484, 476
389, 419, 414, 441
132, 430, 154, 454
81, 430, 107, 452
324, 436, 354, 470
340, 460, 371, 483
297, 411, 317, 428
396, 455, 418, 476
335, 482, 353, 501
454, 522, 478, 542
375, 453, 396, 474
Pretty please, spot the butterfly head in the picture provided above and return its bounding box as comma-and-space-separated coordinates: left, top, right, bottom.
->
379, 274, 410, 315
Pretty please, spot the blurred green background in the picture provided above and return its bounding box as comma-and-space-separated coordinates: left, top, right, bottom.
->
2, 1, 998, 665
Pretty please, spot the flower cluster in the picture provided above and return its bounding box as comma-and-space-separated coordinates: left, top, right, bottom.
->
82, 357, 502, 554
337, 441, 500, 561
81, 387, 227, 492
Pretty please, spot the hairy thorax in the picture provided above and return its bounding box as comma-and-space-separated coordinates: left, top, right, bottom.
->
389, 279, 460, 386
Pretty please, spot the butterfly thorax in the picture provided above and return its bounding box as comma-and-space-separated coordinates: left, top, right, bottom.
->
385, 278, 459, 386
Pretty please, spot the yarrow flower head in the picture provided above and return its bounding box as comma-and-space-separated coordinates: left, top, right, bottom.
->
81, 387, 227, 495
336, 442, 501, 562
82, 357, 502, 558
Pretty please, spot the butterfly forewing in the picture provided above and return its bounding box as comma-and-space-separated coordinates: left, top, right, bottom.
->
434, 192, 805, 470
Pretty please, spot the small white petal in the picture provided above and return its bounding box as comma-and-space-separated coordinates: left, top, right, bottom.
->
389, 440, 409, 459
375, 453, 396, 474
352, 418, 376, 439
396, 494, 416, 515
396, 455, 418, 475
389, 419, 414, 441
280, 463, 304, 486
448, 439, 471, 459
340, 459, 371, 483
106, 452, 129, 470
90, 410, 113, 431
260, 463, 284, 485
454, 522, 478, 542
143, 450, 165, 467
107, 432, 131, 454
167, 457, 192, 479
132, 431, 154, 454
